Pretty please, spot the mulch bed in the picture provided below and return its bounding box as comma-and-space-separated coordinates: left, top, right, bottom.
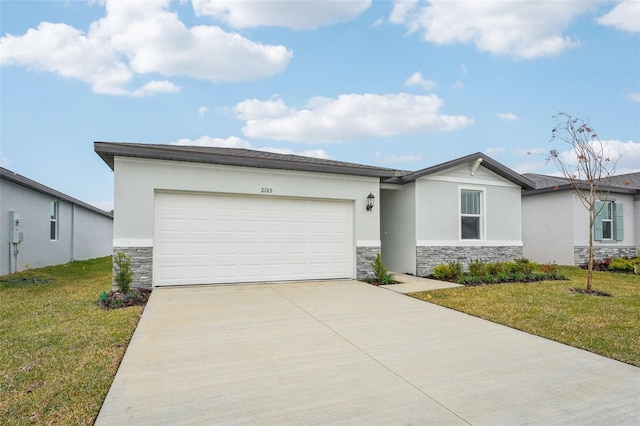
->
99, 288, 152, 309
570, 287, 612, 297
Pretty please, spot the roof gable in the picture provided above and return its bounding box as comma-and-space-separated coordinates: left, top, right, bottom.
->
383, 152, 535, 189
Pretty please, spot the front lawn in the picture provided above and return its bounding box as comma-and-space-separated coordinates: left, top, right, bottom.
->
0, 257, 142, 425
411, 267, 640, 367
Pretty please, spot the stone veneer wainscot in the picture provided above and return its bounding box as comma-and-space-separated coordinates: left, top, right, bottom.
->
113, 247, 153, 289
416, 245, 522, 277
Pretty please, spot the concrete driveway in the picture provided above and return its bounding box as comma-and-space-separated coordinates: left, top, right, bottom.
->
96, 280, 640, 425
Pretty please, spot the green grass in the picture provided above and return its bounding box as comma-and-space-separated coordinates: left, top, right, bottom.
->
411, 267, 640, 367
0, 257, 143, 425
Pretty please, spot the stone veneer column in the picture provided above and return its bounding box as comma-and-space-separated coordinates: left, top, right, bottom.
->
113, 247, 153, 289
416, 245, 523, 277
356, 246, 381, 280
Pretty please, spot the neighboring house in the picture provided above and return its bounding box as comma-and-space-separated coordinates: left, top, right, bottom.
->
522, 172, 640, 265
95, 142, 532, 288
0, 167, 113, 275
380, 153, 534, 276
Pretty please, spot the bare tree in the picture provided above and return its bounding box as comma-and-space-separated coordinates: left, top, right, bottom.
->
548, 112, 618, 292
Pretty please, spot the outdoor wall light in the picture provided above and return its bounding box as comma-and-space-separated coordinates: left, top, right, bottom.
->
366, 192, 375, 212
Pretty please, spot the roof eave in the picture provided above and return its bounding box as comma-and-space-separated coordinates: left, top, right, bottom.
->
94, 142, 397, 179
388, 152, 535, 189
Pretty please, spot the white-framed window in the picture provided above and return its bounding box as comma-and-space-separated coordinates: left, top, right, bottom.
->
50, 201, 58, 241
595, 200, 623, 242
460, 189, 482, 240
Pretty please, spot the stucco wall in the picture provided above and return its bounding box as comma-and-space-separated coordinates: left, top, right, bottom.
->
0, 179, 112, 274
73, 206, 114, 261
522, 191, 575, 265
380, 184, 416, 274
113, 157, 381, 284
415, 164, 523, 244
523, 191, 638, 266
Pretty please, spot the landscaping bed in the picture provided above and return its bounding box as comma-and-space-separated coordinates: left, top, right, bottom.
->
429, 258, 568, 286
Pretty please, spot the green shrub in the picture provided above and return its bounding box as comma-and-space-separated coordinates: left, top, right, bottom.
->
514, 257, 537, 274
447, 261, 462, 281
468, 259, 487, 277
486, 262, 504, 275
503, 261, 518, 274
458, 275, 483, 285
114, 252, 133, 294
433, 264, 453, 281
609, 258, 632, 272
372, 253, 395, 284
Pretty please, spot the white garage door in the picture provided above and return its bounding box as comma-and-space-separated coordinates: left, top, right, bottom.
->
153, 192, 354, 286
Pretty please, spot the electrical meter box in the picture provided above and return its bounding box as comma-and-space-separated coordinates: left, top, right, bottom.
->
9, 211, 22, 243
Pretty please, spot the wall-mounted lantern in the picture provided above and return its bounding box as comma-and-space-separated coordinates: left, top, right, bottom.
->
366, 192, 375, 212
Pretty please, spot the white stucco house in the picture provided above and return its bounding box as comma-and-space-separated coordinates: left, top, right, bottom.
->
1, 167, 113, 275
95, 143, 533, 288
522, 173, 640, 265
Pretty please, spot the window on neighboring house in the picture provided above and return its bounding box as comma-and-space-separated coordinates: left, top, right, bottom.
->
461, 190, 481, 240
594, 200, 623, 241
50, 201, 58, 241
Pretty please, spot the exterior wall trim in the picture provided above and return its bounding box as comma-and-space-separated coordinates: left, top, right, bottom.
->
417, 240, 523, 247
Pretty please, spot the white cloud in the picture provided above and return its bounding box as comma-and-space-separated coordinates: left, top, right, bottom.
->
379, 153, 423, 164
389, 0, 594, 59
597, 1, 640, 33
0, 151, 12, 168
233, 98, 292, 120
452, 80, 464, 90
192, 0, 371, 30
372, 17, 384, 28
404, 71, 437, 91
170, 136, 330, 159
521, 140, 640, 175
0, 22, 132, 95
557, 140, 640, 174
131, 80, 180, 97
627, 92, 640, 102
460, 64, 468, 75
233, 93, 474, 143
198, 106, 208, 116
0, 0, 292, 96
485, 146, 506, 155
496, 112, 521, 121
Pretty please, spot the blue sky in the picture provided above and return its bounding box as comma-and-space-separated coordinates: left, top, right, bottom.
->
1, 0, 639, 211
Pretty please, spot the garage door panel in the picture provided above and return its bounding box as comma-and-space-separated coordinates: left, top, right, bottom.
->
154, 193, 354, 285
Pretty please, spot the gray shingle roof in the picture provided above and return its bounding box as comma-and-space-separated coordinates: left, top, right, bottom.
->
0, 167, 113, 218
94, 142, 537, 190
94, 142, 403, 180
522, 172, 640, 195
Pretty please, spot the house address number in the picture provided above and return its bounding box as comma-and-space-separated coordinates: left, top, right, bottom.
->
261, 187, 273, 193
